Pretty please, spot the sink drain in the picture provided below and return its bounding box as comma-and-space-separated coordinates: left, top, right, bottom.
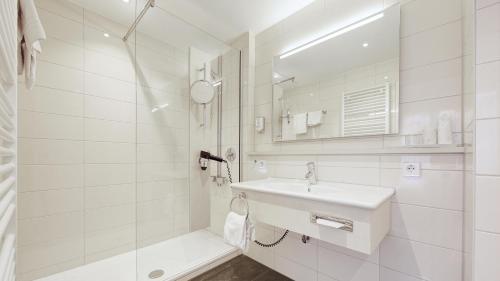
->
148, 270, 165, 279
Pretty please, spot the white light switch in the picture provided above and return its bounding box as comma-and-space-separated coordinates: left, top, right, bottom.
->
403, 162, 420, 177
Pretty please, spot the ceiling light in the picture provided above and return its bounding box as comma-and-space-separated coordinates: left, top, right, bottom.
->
279, 12, 384, 59
103, 33, 110, 38
362, 42, 369, 47
122, 0, 130, 3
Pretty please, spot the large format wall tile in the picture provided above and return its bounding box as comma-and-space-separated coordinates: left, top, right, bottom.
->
17, 1, 189, 278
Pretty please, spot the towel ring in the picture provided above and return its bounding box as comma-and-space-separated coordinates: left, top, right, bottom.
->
230, 192, 249, 218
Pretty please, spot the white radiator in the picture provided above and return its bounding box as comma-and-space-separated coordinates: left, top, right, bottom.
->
0, 0, 18, 280
341, 83, 391, 137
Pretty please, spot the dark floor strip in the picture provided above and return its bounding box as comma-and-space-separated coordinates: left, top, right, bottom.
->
190, 255, 293, 281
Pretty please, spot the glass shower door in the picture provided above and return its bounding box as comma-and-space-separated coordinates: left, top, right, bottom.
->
133, 1, 241, 280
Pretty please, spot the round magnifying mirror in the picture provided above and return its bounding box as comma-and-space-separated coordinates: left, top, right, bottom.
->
190, 80, 215, 104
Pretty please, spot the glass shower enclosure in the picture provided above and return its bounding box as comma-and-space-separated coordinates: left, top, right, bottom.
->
16, 0, 241, 280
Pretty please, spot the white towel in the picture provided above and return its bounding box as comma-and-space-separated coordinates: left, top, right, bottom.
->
281, 118, 296, 141
307, 110, 323, 127
18, 0, 46, 89
224, 211, 255, 251
293, 113, 307, 135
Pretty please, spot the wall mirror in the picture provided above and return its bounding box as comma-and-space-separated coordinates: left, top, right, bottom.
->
272, 4, 400, 142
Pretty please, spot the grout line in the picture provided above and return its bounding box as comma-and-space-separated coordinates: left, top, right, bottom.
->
385, 235, 463, 253
18, 209, 83, 221
400, 18, 462, 39
400, 56, 463, 72
393, 201, 464, 213
82, 8, 87, 265
474, 229, 500, 236
476, 2, 500, 11
475, 116, 500, 121
378, 265, 430, 281
399, 92, 462, 105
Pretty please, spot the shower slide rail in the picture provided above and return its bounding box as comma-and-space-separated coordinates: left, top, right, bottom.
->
0, 0, 18, 280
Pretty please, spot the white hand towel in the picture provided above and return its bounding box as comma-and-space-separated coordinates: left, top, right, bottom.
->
18, 0, 46, 89
282, 118, 296, 141
293, 113, 307, 135
224, 211, 247, 250
244, 219, 255, 251
307, 110, 323, 127
438, 111, 453, 144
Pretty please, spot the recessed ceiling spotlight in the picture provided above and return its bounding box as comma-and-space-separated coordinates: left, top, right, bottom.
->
103, 33, 110, 38
384, 76, 389, 80
122, 0, 130, 3
362, 42, 369, 47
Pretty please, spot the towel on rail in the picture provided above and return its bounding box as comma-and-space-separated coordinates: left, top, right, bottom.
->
224, 211, 255, 251
307, 110, 323, 127
18, 0, 46, 89
293, 112, 307, 135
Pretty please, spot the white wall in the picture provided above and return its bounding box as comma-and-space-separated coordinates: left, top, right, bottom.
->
16, 1, 189, 280
241, 0, 467, 280
473, 0, 500, 280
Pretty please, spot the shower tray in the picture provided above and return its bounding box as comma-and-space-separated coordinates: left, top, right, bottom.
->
34, 230, 239, 281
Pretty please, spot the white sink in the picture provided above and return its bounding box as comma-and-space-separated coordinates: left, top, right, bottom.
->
231, 178, 394, 254
231, 178, 394, 209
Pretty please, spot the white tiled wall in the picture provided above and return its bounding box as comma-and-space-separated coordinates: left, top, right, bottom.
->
17, 0, 189, 280
474, 1, 500, 280
188, 46, 241, 234
241, 0, 467, 280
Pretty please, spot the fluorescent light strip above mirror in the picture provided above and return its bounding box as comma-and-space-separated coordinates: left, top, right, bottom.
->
279, 12, 384, 60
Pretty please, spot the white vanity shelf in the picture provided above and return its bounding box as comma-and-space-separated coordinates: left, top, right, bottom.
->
247, 145, 465, 156
231, 178, 394, 255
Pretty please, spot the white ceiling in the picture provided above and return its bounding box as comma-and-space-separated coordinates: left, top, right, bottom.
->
70, 0, 316, 55
158, 0, 316, 42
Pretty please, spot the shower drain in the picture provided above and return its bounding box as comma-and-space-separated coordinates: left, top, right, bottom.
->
148, 269, 165, 279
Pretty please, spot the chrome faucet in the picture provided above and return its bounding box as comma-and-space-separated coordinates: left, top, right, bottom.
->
304, 162, 318, 187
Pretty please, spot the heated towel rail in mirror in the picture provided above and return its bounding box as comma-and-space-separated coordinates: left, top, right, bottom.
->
272, 4, 400, 141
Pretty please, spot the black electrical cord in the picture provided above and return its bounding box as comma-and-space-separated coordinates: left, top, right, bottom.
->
224, 161, 289, 248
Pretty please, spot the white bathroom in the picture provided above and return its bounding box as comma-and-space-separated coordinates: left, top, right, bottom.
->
0, 0, 497, 280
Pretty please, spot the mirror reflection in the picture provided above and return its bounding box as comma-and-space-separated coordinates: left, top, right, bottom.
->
272, 5, 400, 141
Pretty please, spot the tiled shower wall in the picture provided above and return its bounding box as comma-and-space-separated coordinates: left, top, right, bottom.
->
16, 0, 189, 280
242, 0, 467, 280
208, 33, 254, 237
473, 0, 500, 280
188, 46, 241, 233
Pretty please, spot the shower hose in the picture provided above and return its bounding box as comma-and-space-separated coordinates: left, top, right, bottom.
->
223, 160, 289, 248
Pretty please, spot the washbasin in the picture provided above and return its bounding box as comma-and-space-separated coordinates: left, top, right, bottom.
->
231, 178, 394, 209
230, 178, 395, 254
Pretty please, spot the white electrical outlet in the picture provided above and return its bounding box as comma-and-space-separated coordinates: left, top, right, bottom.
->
403, 162, 420, 177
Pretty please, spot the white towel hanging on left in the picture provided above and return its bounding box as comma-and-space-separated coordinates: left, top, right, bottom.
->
223, 211, 255, 251
18, 0, 46, 89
